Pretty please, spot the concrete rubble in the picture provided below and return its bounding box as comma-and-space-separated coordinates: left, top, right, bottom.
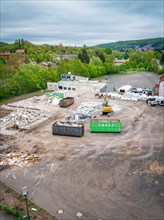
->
55, 121, 83, 127
65, 101, 122, 122
65, 102, 102, 122
18, 95, 61, 105
108, 92, 164, 102
0, 107, 47, 129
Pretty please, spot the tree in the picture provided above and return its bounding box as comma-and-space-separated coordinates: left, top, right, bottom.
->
105, 48, 112, 55
129, 52, 141, 63
78, 49, 90, 64
108, 54, 115, 64
69, 58, 87, 76
160, 53, 164, 65
89, 56, 103, 66
143, 51, 154, 64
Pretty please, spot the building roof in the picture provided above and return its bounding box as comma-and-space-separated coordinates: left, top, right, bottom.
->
0, 52, 11, 56
16, 49, 25, 53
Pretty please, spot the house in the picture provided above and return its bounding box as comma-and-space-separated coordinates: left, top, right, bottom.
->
47, 82, 58, 91
61, 72, 88, 82
15, 49, 25, 54
115, 59, 126, 65
54, 54, 77, 61
0, 52, 10, 59
57, 80, 105, 92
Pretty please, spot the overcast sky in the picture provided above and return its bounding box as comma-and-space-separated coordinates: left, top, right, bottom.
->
1, 0, 164, 46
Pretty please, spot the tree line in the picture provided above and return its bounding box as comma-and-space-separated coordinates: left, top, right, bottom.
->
0, 39, 164, 101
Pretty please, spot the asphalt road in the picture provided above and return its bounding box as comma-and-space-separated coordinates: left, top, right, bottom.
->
107, 71, 160, 88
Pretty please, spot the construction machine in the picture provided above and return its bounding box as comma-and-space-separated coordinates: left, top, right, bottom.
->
101, 94, 113, 115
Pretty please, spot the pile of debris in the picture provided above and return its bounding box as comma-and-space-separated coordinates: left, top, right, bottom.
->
19, 95, 60, 106
74, 102, 102, 115
65, 102, 102, 122
0, 108, 47, 129
0, 151, 41, 169
109, 92, 160, 101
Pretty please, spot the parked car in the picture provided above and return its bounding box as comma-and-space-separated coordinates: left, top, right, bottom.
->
130, 87, 142, 93
143, 88, 152, 96
146, 97, 157, 106
157, 99, 164, 106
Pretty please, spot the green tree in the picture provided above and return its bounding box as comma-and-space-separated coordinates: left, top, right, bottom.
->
143, 51, 154, 64
108, 54, 115, 64
78, 49, 90, 64
129, 52, 141, 63
89, 56, 103, 66
160, 53, 164, 65
105, 48, 112, 55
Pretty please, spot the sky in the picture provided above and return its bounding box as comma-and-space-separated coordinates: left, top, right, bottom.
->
1, 0, 164, 46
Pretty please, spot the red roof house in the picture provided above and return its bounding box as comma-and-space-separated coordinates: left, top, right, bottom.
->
15, 49, 25, 54
0, 52, 11, 59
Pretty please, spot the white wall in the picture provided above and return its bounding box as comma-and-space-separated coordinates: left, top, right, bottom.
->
159, 81, 164, 97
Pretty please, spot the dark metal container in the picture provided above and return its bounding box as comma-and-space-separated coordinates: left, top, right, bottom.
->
52, 121, 84, 137
59, 97, 74, 108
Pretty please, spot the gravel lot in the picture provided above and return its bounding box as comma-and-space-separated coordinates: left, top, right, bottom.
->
0, 72, 163, 220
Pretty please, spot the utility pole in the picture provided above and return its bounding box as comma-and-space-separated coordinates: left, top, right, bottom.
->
22, 190, 30, 220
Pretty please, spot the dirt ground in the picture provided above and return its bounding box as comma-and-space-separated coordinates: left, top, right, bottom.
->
0, 72, 164, 220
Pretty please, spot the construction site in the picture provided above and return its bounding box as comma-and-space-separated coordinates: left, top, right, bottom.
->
0, 72, 164, 220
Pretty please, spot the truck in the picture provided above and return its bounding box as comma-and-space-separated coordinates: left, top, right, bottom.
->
52, 121, 84, 137
59, 97, 74, 108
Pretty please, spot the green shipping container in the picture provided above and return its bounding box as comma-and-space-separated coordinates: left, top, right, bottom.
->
54, 93, 64, 99
45, 93, 64, 99
90, 118, 122, 133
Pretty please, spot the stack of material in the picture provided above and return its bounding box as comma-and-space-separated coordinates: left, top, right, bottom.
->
0, 108, 47, 128
64, 102, 101, 122
122, 92, 148, 101
73, 102, 102, 115
0, 152, 41, 169
108, 92, 161, 102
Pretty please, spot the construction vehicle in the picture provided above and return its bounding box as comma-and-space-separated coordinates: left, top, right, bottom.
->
101, 94, 113, 115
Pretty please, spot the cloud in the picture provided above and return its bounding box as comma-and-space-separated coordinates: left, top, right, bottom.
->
1, 0, 163, 46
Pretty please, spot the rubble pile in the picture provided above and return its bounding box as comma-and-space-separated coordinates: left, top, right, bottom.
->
122, 92, 148, 101
55, 121, 83, 127
0, 108, 47, 128
20, 95, 60, 105
74, 102, 102, 115
0, 151, 41, 169
65, 102, 102, 122
109, 92, 162, 101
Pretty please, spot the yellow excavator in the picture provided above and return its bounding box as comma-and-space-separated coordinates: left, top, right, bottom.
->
101, 94, 113, 115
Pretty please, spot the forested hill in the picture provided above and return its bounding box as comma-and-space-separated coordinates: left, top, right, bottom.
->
96, 37, 164, 50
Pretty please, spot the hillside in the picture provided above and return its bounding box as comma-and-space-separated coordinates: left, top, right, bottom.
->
96, 37, 164, 51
